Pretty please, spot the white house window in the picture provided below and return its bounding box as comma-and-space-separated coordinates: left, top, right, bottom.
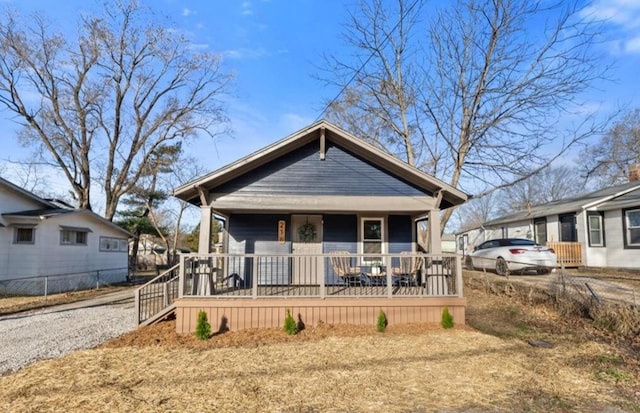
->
361, 218, 384, 263
624, 209, 640, 248
587, 212, 604, 247
100, 236, 128, 252
60, 229, 88, 245
14, 227, 35, 244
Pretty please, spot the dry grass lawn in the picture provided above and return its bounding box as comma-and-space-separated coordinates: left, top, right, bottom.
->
0, 273, 638, 412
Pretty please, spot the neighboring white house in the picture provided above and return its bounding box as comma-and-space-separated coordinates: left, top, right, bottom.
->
457, 181, 640, 269
0, 177, 131, 294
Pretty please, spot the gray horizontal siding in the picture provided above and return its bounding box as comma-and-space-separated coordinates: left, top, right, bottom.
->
214, 140, 429, 197
228, 214, 291, 285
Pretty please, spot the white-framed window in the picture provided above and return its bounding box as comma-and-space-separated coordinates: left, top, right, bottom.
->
361, 217, 385, 264
587, 212, 604, 247
14, 227, 35, 244
624, 208, 640, 248
100, 236, 128, 252
60, 229, 88, 245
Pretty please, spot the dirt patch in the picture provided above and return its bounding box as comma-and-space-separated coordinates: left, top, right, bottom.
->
0, 275, 637, 412
0, 286, 132, 316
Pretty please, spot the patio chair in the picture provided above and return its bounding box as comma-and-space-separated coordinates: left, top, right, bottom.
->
329, 251, 363, 286
392, 252, 424, 286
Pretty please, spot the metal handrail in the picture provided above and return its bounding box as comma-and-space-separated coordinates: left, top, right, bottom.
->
134, 263, 180, 325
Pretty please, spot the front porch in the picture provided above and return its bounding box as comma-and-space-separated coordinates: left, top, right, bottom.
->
136, 252, 466, 333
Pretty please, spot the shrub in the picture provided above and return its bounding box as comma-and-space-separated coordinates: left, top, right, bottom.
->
441, 306, 454, 329
195, 310, 211, 340
283, 308, 298, 335
376, 309, 388, 332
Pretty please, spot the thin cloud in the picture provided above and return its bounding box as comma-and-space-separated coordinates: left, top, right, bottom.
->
242, 1, 253, 15
182, 8, 194, 17
223, 47, 267, 59
581, 0, 640, 54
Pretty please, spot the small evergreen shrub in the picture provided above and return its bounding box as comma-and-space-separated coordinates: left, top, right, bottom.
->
283, 308, 298, 335
441, 306, 454, 329
376, 309, 388, 332
195, 310, 212, 340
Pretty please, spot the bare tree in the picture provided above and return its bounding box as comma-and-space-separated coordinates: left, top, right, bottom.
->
149, 156, 206, 265
579, 108, 640, 187
453, 192, 498, 232
496, 165, 587, 216
323, 0, 609, 231
0, 1, 231, 220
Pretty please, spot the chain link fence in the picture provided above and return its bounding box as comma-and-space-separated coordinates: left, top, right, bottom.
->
464, 256, 640, 337
0, 267, 130, 298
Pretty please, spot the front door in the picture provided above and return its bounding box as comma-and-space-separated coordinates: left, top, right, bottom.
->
291, 215, 323, 285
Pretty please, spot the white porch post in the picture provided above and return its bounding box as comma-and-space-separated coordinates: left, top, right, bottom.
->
198, 206, 212, 254
429, 209, 442, 254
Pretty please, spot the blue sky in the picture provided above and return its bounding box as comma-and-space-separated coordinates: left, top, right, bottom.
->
1, 0, 640, 202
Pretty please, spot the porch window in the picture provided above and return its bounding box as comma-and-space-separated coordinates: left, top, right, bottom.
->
14, 227, 35, 244
587, 212, 604, 247
361, 218, 384, 263
624, 208, 640, 248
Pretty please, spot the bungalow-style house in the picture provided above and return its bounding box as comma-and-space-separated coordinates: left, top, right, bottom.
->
0, 177, 131, 294
135, 120, 469, 332
457, 181, 640, 269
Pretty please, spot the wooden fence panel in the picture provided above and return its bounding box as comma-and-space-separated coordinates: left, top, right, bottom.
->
548, 242, 582, 267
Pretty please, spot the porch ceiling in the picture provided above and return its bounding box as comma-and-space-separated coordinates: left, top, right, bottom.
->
208, 194, 438, 215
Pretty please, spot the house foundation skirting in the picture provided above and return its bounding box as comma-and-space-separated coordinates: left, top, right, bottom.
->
174, 297, 467, 334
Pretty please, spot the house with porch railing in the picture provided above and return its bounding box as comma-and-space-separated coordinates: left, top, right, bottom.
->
135, 120, 469, 332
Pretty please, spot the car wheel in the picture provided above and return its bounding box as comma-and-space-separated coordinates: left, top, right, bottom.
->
536, 268, 551, 275
495, 257, 509, 276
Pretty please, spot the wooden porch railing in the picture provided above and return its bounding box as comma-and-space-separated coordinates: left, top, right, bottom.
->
547, 242, 583, 268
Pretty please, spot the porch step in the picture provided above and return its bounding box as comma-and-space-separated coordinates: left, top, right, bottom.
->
139, 304, 176, 327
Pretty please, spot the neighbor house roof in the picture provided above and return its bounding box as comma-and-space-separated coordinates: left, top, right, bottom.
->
483, 181, 640, 226
174, 120, 468, 209
0, 177, 131, 237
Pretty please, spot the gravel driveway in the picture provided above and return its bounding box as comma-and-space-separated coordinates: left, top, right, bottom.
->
0, 289, 136, 375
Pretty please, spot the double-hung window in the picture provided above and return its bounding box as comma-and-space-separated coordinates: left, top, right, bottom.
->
60, 226, 90, 246
587, 212, 604, 247
361, 218, 384, 264
624, 208, 640, 248
14, 227, 35, 244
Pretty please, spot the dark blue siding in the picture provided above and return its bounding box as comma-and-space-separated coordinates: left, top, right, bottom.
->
388, 215, 412, 269
215, 141, 430, 197
228, 214, 291, 285
323, 214, 358, 284
388, 215, 412, 253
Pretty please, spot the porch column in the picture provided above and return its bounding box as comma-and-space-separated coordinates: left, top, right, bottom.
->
429, 209, 442, 254
198, 206, 212, 254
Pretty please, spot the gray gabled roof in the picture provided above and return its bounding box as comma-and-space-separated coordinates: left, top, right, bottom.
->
0, 177, 132, 237
0, 177, 57, 209
484, 181, 640, 226
174, 120, 469, 208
